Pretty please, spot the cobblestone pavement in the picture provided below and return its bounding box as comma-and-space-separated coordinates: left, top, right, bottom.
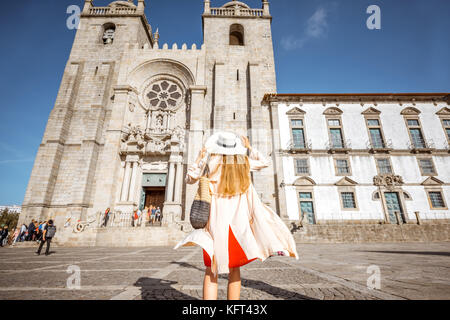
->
0, 242, 448, 300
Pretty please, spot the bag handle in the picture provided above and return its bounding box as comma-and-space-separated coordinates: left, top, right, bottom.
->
200, 153, 211, 177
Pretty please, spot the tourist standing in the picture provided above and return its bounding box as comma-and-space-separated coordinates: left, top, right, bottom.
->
150, 206, 156, 225
36, 220, 56, 256
175, 133, 299, 300
12, 228, 20, 245
137, 208, 143, 227
132, 209, 139, 227
103, 208, 111, 227
155, 207, 161, 223
26, 220, 35, 241
143, 206, 149, 226
0, 226, 9, 247
19, 224, 27, 242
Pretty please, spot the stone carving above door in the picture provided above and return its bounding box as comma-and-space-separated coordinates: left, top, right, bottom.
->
373, 174, 404, 191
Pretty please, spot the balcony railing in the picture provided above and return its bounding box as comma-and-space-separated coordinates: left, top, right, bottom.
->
98, 211, 162, 228
326, 139, 352, 153
286, 140, 312, 153
407, 139, 435, 153
88, 6, 137, 16
209, 7, 264, 17
366, 139, 393, 153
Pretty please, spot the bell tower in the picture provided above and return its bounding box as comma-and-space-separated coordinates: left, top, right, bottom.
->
203, 0, 279, 210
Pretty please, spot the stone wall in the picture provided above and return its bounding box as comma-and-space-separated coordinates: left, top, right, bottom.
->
294, 223, 450, 243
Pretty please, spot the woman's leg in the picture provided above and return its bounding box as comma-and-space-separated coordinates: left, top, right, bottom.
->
203, 267, 218, 300
227, 267, 241, 300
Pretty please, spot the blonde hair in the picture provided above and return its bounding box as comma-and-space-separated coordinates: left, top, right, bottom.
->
215, 154, 251, 197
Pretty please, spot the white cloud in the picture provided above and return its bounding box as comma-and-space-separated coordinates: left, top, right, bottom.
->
306, 7, 328, 38
281, 5, 334, 51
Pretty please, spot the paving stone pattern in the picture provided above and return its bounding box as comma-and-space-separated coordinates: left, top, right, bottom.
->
0, 242, 449, 300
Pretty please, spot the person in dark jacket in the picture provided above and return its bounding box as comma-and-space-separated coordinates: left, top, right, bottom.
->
27, 220, 35, 241
0, 226, 9, 247
36, 220, 56, 256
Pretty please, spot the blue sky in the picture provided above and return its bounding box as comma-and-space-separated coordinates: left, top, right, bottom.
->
0, 0, 449, 205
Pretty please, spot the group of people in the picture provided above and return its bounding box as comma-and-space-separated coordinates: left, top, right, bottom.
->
101, 206, 163, 228
0, 219, 57, 256
133, 205, 162, 227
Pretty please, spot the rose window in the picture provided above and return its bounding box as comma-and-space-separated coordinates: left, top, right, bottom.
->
146, 80, 183, 110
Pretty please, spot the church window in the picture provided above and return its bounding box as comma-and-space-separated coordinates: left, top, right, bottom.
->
146, 79, 183, 110
102, 23, 116, 45
230, 24, 244, 46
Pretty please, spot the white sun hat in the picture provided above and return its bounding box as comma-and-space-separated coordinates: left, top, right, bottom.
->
205, 131, 248, 155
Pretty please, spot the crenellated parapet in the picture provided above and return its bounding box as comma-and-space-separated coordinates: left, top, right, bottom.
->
140, 43, 205, 52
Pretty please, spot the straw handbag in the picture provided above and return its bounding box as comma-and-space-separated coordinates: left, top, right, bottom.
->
190, 156, 211, 229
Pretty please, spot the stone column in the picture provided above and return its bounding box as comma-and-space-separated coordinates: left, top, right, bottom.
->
166, 161, 176, 203
120, 161, 132, 202
185, 86, 207, 221
82, 0, 93, 14
262, 0, 270, 16
137, 0, 146, 14
174, 161, 184, 203
269, 101, 289, 219
163, 113, 168, 130
204, 0, 211, 14
128, 161, 139, 202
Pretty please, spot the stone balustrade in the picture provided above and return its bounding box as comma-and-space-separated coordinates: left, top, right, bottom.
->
209, 7, 264, 17
88, 6, 137, 16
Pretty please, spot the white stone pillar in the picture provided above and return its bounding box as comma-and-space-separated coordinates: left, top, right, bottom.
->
128, 161, 139, 202
83, 0, 93, 14
204, 0, 211, 14
120, 161, 132, 202
166, 161, 176, 203
146, 111, 151, 130
174, 161, 184, 203
163, 113, 168, 129
137, 0, 146, 14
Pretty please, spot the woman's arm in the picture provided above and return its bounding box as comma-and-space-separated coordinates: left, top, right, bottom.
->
241, 137, 271, 171
185, 147, 208, 184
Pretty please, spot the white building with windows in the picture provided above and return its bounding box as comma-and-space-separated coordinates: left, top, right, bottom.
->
0, 205, 22, 214
265, 93, 450, 225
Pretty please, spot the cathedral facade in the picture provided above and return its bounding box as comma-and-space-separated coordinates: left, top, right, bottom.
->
20, 0, 279, 233
19, 0, 449, 245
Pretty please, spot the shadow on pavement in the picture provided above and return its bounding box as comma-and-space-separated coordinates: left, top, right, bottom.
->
359, 250, 450, 257
172, 261, 317, 300
134, 277, 199, 300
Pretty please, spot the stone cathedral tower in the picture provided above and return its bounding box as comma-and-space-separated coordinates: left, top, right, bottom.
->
19, 0, 282, 246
